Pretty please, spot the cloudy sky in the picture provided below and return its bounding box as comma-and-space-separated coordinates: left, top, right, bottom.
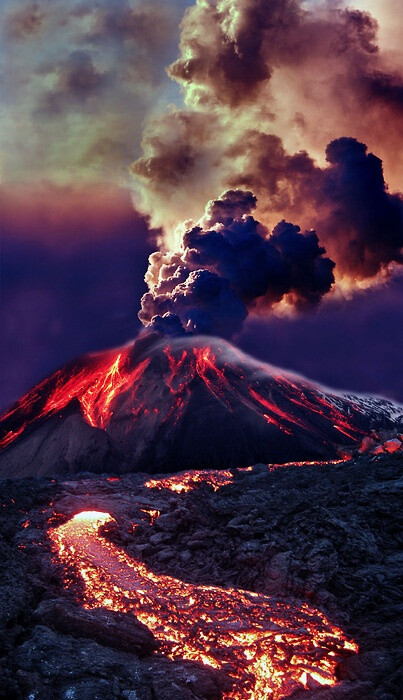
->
1, 0, 402, 409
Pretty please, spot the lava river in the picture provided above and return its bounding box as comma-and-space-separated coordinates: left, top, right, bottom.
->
49, 511, 357, 700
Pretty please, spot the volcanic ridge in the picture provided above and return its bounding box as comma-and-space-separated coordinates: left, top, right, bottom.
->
1, 334, 402, 478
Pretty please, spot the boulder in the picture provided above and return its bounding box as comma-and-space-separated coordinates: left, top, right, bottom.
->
33, 599, 158, 656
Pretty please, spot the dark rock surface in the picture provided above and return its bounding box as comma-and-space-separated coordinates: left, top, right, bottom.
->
0, 452, 401, 699
33, 599, 158, 656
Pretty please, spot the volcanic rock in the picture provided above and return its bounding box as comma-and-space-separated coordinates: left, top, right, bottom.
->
384, 438, 402, 453
33, 599, 158, 656
14, 625, 226, 700
1, 453, 401, 699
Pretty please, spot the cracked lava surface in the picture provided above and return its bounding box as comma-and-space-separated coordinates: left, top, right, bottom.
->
49, 509, 357, 700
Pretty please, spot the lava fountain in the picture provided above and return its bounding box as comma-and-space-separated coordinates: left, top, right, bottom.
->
49, 511, 357, 699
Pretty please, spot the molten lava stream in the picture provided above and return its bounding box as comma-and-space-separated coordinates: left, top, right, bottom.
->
49, 511, 357, 700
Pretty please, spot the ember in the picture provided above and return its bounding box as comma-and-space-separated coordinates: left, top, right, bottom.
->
140, 508, 161, 525
49, 511, 357, 699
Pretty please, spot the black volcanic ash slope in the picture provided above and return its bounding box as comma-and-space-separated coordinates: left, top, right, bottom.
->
0, 334, 402, 478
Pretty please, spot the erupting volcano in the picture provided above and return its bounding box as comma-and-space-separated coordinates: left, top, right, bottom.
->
0, 334, 402, 477
49, 510, 357, 699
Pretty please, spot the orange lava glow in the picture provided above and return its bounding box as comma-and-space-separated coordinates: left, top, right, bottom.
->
1, 340, 366, 452
0, 348, 150, 449
144, 459, 349, 494
49, 511, 357, 699
140, 508, 161, 525
145, 470, 234, 493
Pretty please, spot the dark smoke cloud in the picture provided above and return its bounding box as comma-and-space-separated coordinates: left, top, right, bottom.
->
365, 71, 403, 111
144, 270, 248, 338
168, 1, 396, 115
228, 136, 403, 281
138, 133, 402, 338
139, 190, 335, 337
168, 0, 296, 106
317, 138, 403, 279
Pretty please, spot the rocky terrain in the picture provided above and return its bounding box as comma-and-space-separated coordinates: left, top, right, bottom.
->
0, 452, 401, 699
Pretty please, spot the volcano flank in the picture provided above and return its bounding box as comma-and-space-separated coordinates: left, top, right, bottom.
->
0, 334, 402, 478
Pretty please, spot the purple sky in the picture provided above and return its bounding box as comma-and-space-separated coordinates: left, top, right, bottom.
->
238, 276, 403, 403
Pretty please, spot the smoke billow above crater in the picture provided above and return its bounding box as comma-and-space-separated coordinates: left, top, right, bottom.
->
130, 0, 402, 339
139, 189, 336, 337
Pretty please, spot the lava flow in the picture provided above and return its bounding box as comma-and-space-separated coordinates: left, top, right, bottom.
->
144, 460, 348, 493
3, 335, 399, 476
0, 346, 150, 448
145, 469, 235, 493
49, 511, 357, 700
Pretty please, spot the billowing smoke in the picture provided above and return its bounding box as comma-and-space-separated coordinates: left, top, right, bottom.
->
133, 0, 402, 337
139, 190, 335, 337
132, 0, 402, 227
227, 134, 403, 282
315, 138, 403, 280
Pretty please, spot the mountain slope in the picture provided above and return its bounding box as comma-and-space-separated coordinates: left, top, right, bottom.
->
0, 334, 402, 477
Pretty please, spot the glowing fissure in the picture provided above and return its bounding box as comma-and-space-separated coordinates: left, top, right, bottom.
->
0, 349, 150, 448
163, 346, 232, 411
49, 511, 357, 700
145, 469, 235, 493
161, 346, 364, 443
1, 341, 366, 451
249, 388, 308, 433
277, 378, 361, 439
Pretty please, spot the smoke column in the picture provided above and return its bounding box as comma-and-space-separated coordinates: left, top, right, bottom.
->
131, 0, 402, 337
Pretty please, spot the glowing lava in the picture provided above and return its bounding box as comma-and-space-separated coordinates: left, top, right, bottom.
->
49, 510, 357, 700
144, 460, 349, 494
145, 469, 234, 493
0, 348, 150, 448
3, 336, 392, 476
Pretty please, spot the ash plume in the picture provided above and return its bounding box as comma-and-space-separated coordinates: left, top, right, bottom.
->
316, 138, 403, 279
131, 0, 402, 337
139, 190, 335, 337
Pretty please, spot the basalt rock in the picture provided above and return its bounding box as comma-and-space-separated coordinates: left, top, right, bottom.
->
33, 599, 159, 656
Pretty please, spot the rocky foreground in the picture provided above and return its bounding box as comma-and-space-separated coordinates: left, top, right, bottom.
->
0, 453, 401, 700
